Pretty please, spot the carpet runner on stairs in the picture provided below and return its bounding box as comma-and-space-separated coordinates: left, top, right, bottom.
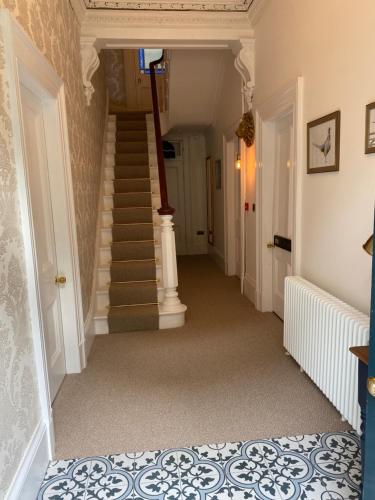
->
108, 112, 159, 333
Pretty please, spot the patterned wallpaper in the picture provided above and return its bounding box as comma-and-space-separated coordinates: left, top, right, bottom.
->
1, 0, 107, 319
0, 0, 107, 496
104, 49, 126, 104
0, 25, 40, 497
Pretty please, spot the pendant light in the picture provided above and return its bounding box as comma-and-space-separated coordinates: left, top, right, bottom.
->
235, 136, 241, 170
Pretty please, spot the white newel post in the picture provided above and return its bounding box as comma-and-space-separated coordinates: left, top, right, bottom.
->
159, 214, 187, 327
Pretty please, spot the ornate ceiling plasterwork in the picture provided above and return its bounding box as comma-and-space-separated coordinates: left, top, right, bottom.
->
84, 0, 254, 12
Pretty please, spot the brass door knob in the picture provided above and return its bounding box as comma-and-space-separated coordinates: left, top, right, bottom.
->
55, 275, 66, 285
267, 242, 275, 248
368, 377, 375, 397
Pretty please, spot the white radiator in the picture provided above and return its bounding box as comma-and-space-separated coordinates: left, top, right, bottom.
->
284, 276, 369, 433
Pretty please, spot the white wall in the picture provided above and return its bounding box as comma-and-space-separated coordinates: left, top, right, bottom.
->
254, 0, 375, 314
168, 49, 225, 129
205, 51, 243, 268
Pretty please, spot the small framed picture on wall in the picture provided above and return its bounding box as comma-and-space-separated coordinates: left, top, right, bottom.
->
307, 111, 340, 173
365, 101, 375, 154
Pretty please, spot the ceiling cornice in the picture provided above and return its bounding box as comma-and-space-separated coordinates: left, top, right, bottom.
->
247, 0, 268, 27
84, 9, 252, 29
70, 0, 87, 24
83, 0, 254, 13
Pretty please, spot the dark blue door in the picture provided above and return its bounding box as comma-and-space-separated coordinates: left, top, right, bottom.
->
363, 221, 375, 499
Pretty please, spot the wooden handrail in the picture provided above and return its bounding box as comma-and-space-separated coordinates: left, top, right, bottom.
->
149, 52, 175, 216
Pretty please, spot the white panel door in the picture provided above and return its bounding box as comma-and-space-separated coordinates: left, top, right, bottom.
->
272, 113, 293, 319
165, 157, 187, 255
21, 85, 66, 401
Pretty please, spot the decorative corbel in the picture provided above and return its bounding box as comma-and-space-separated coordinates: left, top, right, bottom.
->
81, 37, 100, 106
234, 38, 255, 111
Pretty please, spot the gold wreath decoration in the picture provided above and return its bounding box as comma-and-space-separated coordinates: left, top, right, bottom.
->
236, 110, 255, 147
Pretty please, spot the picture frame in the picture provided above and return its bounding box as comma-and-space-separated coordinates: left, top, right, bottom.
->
365, 101, 375, 154
215, 159, 222, 190
307, 111, 340, 174
206, 157, 215, 245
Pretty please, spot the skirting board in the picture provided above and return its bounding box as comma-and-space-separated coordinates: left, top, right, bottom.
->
209, 246, 225, 272
83, 304, 95, 363
5, 420, 49, 500
243, 274, 256, 305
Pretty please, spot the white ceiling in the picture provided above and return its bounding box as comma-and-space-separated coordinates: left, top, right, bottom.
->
84, 0, 254, 12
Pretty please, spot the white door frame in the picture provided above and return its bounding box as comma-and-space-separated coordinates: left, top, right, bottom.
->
1, 10, 85, 452
254, 77, 304, 311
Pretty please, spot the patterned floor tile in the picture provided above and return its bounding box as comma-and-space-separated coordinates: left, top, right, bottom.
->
38, 431, 362, 500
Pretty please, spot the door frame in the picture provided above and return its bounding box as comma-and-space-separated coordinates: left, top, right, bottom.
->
223, 132, 245, 291
2, 10, 85, 453
254, 77, 304, 311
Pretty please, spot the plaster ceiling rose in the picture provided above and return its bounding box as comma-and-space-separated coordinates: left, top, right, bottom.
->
84, 0, 254, 12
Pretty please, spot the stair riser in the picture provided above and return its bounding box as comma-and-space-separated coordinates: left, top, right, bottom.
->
111, 260, 156, 282
101, 226, 160, 245
99, 246, 162, 266
108, 305, 159, 333
116, 112, 147, 120
96, 287, 163, 310
116, 131, 148, 142
114, 165, 151, 179
104, 180, 159, 196
117, 121, 147, 131
94, 317, 109, 335
111, 224, 154, 243
116, 142, 148, 154
104, 194, 160, 210
109, 284, 158, 306
105, 153, 115, 168
97, 265, 162, 288
113, 192, 152, 208
105, 208, 158, 225
106, 131, 116, 143
107, 207, 153, 225
115, 153, 149, 165
111, 241, 155, 261
113, 179, 152, 193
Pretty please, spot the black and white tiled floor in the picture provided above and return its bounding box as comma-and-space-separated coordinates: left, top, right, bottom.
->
37, 431, 361, 500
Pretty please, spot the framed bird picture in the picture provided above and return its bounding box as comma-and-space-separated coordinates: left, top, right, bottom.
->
307, 111, 340, 173
365, 101, 375, 154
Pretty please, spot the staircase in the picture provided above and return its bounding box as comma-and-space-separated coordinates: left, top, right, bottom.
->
94, 52, 186, 335
94, 112, 163, 334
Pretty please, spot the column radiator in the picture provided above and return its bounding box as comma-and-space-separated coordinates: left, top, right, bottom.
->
284, 276, 369, 433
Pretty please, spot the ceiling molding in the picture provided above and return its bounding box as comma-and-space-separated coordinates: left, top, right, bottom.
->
70, 0, 87, 24
84, 9, 253, 28
83, 10, 253, 46
84, 0, 255, 12
247, 0, 268, 26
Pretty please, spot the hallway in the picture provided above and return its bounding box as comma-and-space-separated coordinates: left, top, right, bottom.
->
53, 255, 348, 460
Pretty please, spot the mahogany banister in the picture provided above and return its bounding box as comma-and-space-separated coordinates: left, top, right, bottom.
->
149, 52, 175, 216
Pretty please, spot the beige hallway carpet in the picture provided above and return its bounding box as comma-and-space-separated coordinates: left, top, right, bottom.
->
53, 255, 349, 459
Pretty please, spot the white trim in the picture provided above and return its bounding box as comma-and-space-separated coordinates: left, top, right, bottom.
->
254, 77, 304, 311
11, 16, 84, 374
223, 134, 236, 276
243, 273, 256, 304
1, 7, 54, 460
210, 246, 225, 271
85, 93, 110, 355
5, 421, 50, 500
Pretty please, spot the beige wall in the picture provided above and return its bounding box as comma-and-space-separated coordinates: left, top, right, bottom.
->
0, 1, 106, 496
255, 0, 375, 314
206, 51, 242, 265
